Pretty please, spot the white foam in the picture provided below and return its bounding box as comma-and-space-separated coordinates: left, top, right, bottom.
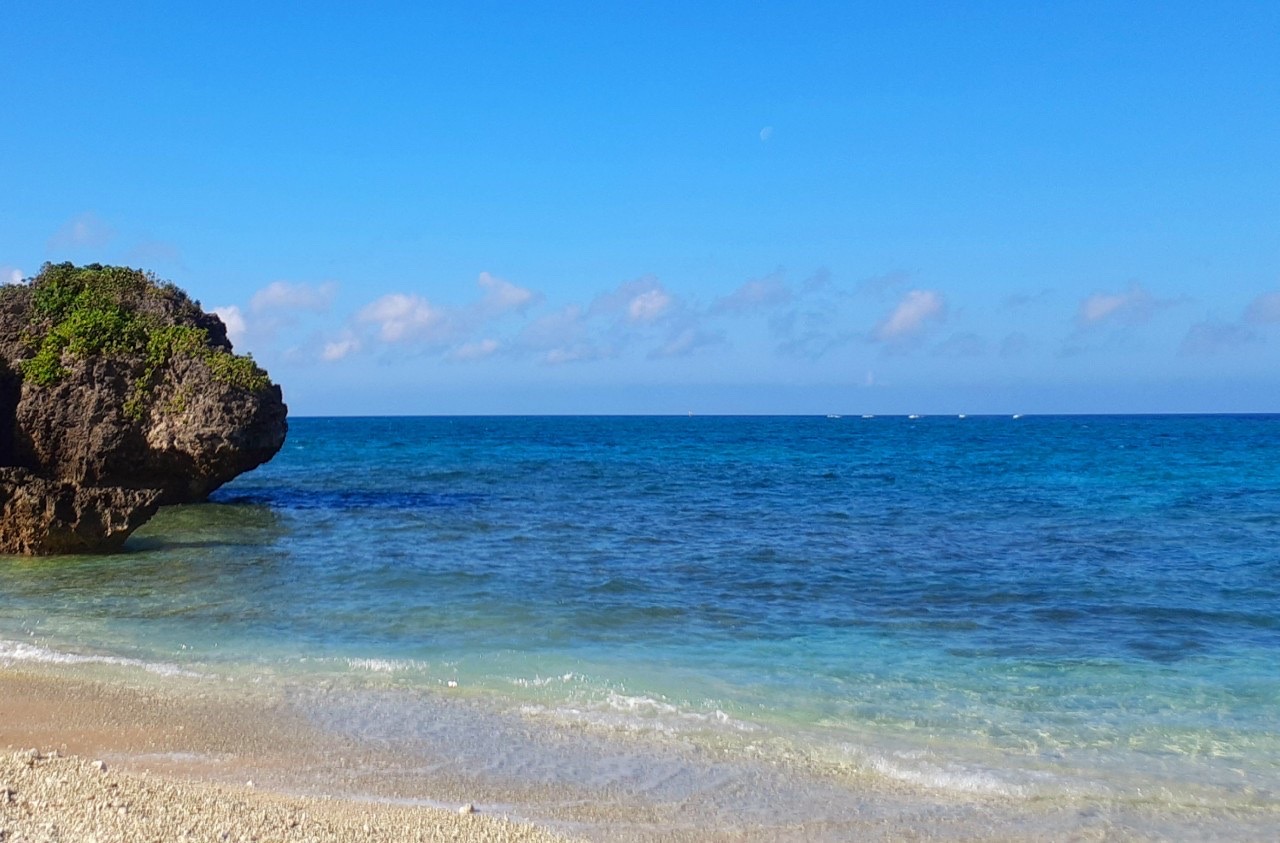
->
851, 745, 1027, 797
519, 690, 759, 736
0, 639, 202, 678
345, 657, 430, 673
510, 672, 579, 688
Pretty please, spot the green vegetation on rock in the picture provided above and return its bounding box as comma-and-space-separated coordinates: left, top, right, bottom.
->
11, 263, 271, 419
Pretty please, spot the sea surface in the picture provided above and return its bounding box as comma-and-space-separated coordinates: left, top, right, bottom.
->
3, 415, 1280, 838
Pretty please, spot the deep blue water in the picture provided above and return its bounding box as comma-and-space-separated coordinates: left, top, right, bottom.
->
3, 414, 1280, 816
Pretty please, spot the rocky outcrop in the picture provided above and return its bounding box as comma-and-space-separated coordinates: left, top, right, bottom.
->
0, 263, 287, 554
0, 468, 161, 554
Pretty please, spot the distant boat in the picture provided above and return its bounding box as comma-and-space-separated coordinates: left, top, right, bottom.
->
1012, 413, 1023, 419
861, 414, 874, 419
826, 414, 842, 419
958, 414, 967, 419
908, 414, 920, 420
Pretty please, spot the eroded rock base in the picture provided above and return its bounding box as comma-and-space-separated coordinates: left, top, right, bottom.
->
0, 468, 161, 555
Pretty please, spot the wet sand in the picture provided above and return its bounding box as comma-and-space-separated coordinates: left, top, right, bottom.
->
0, 670, 578, 842
4, 668, 1271, 842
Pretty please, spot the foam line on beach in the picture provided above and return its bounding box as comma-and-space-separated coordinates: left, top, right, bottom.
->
0, 638, 202, 679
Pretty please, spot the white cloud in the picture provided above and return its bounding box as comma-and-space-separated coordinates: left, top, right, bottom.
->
1, 266, 23, 286
251, 281, 336, 315
357, 293, 447, 343
1244, 291, 1280, 325
759, 126, 774, 142
713, 272, 792, 314
477, 272, 538, 315
47, 212, 114, 251
212, 305, 248, 347
449, 338, 500, 362
873, 289, 946, 342
1075, 282, 1167, 328
321, 332, 362, 361
589, 277, 669, 319
628, 288, 672, 323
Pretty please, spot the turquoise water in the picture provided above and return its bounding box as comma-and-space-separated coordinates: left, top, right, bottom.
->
3, 415, 1280, 833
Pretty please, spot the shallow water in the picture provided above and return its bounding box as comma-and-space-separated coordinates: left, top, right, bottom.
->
3, 415, 1279, 837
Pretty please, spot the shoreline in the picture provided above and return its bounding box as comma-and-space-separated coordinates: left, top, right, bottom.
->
0, 750, 572, 843
0, 666, 879, 841
3, 661, 1278, 841
0, 669, 580, 842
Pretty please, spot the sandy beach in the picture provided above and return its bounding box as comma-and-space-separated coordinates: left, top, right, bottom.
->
0, 670, 579, 843
4, 662, 1277, 842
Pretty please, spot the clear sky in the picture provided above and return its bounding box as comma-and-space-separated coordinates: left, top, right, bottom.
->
3, 1, 1278, 415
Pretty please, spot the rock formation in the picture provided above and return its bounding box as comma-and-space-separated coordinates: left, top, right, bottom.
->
0, 263, 287, 554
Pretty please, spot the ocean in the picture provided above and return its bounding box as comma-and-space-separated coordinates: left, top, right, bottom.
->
3, 415, 1279, 838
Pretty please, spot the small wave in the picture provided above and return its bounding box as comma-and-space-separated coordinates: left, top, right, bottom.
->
0, 639, 202, 679
344, 657, 431, 673
851, 745, 1028, 797
520, 690, 759, 736
510, 672, 579, 688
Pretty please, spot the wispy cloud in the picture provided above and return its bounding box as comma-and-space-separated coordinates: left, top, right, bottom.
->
1, 266, 23, 286
448, 338, 501, 362
1180, 320, 1256, 355
47, 212, 114, 252
872, 289, 946, 345
712, 271, 792, 314
251, 281, 336, 315
589, 276, 675, 321
519, 305, 586, 350
304, 264, 935, 368
515, 305, 617, 365
477, 271, 539, 316
1075, 282, 1171, 328
1244, 291, 1280, 325
214, 280, 338, 353
649, 324, 723, 359
544, 343, 614, 365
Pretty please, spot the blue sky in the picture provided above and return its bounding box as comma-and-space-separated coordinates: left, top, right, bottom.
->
2, 1, 1277, 414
